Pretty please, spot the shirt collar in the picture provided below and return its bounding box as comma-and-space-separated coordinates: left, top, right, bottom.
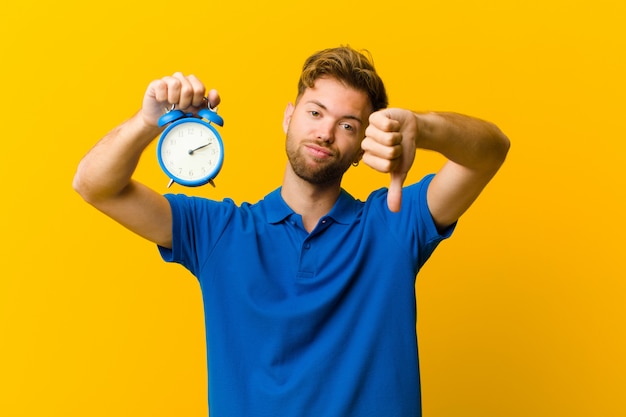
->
264, 188, 295, 224
264, 187, 359, 225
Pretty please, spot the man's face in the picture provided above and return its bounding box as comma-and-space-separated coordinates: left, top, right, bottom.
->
283, 77, 373, 186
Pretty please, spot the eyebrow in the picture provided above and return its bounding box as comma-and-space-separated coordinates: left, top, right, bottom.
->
306, 100, 364, 125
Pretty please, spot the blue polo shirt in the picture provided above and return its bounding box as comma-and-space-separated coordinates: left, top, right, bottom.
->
159, 174, 453, 417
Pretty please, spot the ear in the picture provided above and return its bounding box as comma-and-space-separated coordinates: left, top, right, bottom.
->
353, 149, 365, 165
283, 103, 294, 133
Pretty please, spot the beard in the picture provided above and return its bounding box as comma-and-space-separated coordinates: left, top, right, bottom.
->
285, 132, 354, 186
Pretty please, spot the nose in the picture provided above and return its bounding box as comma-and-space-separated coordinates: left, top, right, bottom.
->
316, 120, 335, 143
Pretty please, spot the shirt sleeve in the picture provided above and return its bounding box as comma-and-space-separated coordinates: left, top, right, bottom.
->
157, 194, 237, 277
370, 174, 456, 270
411, 174, 456, 268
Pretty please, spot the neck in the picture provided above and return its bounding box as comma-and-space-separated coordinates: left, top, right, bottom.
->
280, 165, 342, 233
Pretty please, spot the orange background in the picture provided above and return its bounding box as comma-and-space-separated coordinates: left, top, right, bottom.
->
1, 0, 625, 416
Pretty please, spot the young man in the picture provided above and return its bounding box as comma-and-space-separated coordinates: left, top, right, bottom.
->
74, 46, 510, 416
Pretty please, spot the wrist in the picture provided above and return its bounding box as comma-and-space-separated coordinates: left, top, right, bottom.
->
413, 112, 437, 149
128, 111, 163, 143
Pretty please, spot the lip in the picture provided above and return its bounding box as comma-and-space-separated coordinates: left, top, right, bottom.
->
304, 143, 334, 159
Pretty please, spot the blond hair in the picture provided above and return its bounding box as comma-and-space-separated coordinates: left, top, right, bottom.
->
297, 46, 388, 111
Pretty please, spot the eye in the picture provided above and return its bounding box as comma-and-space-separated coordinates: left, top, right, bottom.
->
309, 110, 321, 118
341, 123, 355, 132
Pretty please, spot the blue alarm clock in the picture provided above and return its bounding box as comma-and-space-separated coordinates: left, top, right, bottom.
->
156, 105, 224, 188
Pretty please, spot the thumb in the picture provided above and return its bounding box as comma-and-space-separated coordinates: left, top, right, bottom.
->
387, 171, 407, 212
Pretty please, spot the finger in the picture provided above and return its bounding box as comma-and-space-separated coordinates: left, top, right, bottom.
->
369, 110, 401, 133
157, 75, 180, 106
186, 74, 207, 108
387, 171, 407, 213
361, 133, 403, 172
171, 72, 195, 109
361, 152, 388, 173
206, 88, 221, 110
365, 120, 403, 150
148, 79, 169, 103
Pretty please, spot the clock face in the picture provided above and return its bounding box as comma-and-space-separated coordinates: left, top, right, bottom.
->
157, 119, 224, 186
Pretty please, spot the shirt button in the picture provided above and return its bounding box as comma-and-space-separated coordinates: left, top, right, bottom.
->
304, 243, 311, 249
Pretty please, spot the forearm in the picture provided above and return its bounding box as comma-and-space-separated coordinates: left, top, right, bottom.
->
73, 112, 162, 203
414, 112, 510, 173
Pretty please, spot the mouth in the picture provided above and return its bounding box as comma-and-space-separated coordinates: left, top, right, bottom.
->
304, 143, 334, 159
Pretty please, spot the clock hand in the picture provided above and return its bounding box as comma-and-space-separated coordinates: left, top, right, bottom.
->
188, 142, 211, 155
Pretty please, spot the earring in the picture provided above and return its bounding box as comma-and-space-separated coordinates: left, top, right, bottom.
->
352, 161, 359, 167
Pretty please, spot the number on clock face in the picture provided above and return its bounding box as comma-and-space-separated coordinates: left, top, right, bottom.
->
160, 123, 222, 181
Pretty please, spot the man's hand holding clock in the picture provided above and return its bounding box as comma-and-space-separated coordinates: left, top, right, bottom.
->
142, 73, 225, 188
141, 72, 220, 127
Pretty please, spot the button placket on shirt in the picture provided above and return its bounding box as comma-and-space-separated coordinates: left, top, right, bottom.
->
296, 217, 332, 279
